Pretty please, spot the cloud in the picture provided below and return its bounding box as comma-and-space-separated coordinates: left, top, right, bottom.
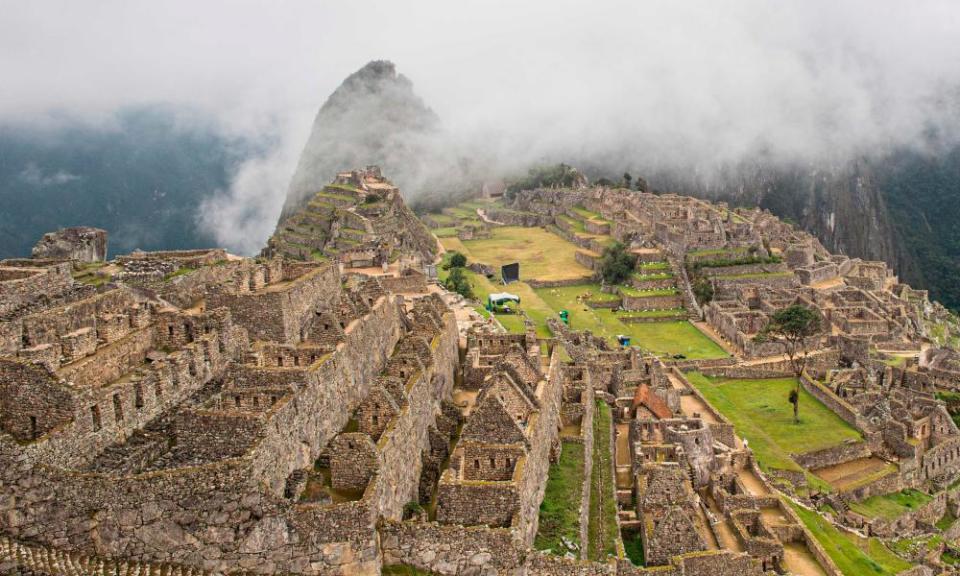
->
2, 1, 960, 253
18, 163, 81, 187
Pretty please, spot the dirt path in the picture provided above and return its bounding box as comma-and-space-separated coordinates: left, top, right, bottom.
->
705, 494, 744, 552
678, 393, 718, 424
476, 209, 505, 226
615, 424, 631, 466
693, 504, 721, 550
782, 541, 828, 575
737, 468, 770, 496
810, 277, 845, 291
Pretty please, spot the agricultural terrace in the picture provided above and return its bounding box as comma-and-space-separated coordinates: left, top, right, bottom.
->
787, 500, 912, 576
436, 213, 728, 358
685, 373, 862, 491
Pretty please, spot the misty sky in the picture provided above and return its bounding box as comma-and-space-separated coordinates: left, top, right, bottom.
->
3, 0, 960, 252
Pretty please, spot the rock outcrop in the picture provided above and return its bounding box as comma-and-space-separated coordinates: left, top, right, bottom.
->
31, 227, 107, 262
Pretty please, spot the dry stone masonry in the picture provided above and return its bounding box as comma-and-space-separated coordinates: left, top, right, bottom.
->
3, 168, 960, 575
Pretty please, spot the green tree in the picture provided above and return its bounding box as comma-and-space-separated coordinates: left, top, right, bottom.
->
623, 172, 632, 188
757, 304, 822, 423
444, 267, 474, 299
599, 242, 637, 285
448, 251, 467, 268
634, 176, 649, 193
692, 277, 714, 305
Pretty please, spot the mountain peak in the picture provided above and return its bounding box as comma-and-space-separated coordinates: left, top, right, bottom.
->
279, 61, 439, 220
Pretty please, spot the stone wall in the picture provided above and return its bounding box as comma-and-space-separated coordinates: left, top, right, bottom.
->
207, 264, 340, 344
0, 294, 407, 575
513, 350, 565, 545
620, 293, 684, 311
799, 374, 868, 433
793, 440, 872, 471
0, 264, 74, 318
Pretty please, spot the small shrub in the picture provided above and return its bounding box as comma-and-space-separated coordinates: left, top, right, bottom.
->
449, 251, 467, 268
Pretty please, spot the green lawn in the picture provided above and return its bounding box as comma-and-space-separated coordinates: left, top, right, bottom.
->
535, 440, 587, 555
604, 317, 727, 359
588, 400, 619, 561
631, 271, 673, 281
443, 227, 725, 358
461, 226, 594, 282
571, 205, 610, 224
787, 500, 912, 575
637, 261, 670, 271
848, 489, 932, 521
535, 285, 726, 359
686, 373, 861, 489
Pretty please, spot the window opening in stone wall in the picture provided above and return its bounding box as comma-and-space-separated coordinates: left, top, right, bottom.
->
91, 405, 101, 431
113, 393, 124, 423
29, 416, 37, 439
277, 356, 284, 367
134, 383, 144, 409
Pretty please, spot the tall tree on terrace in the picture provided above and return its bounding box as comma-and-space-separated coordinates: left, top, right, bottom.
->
756, 304, 821, 424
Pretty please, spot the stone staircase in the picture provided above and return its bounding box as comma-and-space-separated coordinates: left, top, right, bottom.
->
0, 536, 219, 576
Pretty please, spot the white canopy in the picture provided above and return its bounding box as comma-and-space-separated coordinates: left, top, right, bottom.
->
488, 292, 521, 304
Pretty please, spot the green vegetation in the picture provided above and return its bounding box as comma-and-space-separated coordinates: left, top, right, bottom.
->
535, 440, 586, 555
637, 261, 670, 271
535, 285, 726, 359
686, 373, 861, 490
623, 534, 644, 566
937, 508, 956, 531
787, 500, 912, 575
505, 163, 582, 200
571, 205, 610, 224
631, 271, 673, 281
588, 400, 619, 561
619, 286, 679, 297
617, 308, 686, 319
72, 262, 110, 286
848, 489, 933, 521
163, 267, 193, 281
447, 251, 467, 268
433, 227, 458, 237
756, 304, 822, 422
599, 242, 637, 285
444, 267, 474, 299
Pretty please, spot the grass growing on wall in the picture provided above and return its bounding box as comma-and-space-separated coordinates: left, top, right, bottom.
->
787, 500, 912, 575
587, 400, 619, 561
848, 489, 933, 521
535, 440, 587, 555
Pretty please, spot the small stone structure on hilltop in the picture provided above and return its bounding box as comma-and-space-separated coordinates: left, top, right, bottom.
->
264, 166, 438, 272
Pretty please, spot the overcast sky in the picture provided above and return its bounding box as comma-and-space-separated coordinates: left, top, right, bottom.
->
3, 0, 960, 251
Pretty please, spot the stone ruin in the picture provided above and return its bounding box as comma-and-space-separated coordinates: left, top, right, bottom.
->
4, 172, 960, 575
